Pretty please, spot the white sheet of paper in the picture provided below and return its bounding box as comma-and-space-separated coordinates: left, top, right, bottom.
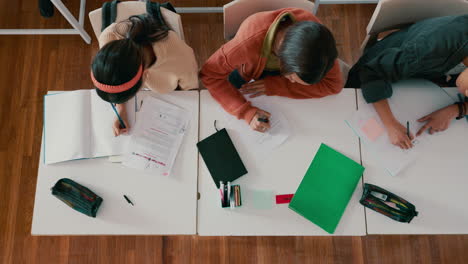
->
346, 79, 455, 176
90, 90, 134, 157
224, 96, 291, 156
123, 96, 189, 176
346, 98, 428, 176
43, 89, 136, 164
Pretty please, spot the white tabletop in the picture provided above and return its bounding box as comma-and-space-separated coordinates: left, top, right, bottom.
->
197, 90, 366, 236
362, 87, 468, 234
32, 91, 199, 235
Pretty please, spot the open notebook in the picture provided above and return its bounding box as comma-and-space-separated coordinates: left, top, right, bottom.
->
43, 89, 136, 164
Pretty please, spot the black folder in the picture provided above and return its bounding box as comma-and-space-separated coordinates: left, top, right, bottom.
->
197, 128, 247, 188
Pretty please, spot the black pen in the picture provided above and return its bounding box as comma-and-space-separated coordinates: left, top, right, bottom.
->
124, 195, 134, 206
406, 121, 410, 139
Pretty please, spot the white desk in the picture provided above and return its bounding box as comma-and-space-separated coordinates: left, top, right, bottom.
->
32, 91, 199, 235
197, 90, 366, 236
362, 88, 468, 234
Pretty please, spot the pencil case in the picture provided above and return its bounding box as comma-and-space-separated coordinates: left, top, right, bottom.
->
51, 178, 103, 218
360, 183, 418, 223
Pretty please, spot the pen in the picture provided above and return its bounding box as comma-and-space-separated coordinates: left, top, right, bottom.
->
406, 121, 410, 139
123, 195, 134, 206
111, 103, 126, 129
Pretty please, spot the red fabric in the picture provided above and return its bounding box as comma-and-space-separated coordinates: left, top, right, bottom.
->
200, 8, 344, 123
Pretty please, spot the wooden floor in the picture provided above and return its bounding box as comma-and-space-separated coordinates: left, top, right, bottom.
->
1, 1, 467, 263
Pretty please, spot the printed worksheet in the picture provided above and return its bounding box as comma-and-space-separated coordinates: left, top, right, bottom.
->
123, 96, 190, 176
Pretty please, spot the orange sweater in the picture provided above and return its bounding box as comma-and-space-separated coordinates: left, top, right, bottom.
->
200, 8, 344, 123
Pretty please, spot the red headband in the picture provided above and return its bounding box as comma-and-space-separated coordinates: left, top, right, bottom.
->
91, 65, 143, 93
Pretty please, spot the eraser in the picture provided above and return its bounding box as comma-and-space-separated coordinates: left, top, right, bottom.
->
276, 194, 294, 204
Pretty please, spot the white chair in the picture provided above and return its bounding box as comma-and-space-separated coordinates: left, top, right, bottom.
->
361, 0, 468, 51
88, 1, 185, 41
223, 0, 317, 40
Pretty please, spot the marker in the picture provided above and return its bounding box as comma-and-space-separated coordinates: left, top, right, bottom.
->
227, 181, 231, 208
257, 117, 269, 123
219, 181, 224, 204
123, 195, 134, 206
220, 181, 225, 206
111, 103, 126, 129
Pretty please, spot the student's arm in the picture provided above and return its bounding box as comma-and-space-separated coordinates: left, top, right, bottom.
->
359, 47, 417, 149
359, 47, 415, 103
262, 60, 344, 98
416, 68, 468, 136
200, 47, 258, 124
373, 99, 414, 149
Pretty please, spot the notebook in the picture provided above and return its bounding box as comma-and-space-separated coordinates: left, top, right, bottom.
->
43, 89, 136, 164
197, 128, 247, 188
289, 143, 364, 234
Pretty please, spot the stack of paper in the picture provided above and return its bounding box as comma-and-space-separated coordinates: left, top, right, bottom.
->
123, 96, 190, 176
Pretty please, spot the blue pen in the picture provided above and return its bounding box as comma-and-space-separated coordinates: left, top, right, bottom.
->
110, 103, 126, 129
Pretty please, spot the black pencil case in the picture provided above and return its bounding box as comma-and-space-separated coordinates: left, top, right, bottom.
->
51, 178, 103, 218
360, 183, 418, 223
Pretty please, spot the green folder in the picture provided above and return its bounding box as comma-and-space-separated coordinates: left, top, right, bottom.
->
289, 143, 364, 234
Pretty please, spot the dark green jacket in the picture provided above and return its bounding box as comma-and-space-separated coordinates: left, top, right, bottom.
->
348, 15, 468, 103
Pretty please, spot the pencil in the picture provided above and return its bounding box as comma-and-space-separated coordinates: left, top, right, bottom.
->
110, 103, 126, 129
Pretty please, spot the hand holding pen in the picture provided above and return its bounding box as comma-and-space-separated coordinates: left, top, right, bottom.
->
249, 109, 271, 133
111, 103, 129, 136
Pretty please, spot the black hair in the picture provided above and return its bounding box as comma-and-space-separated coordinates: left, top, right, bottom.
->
91, 15, 169, 104
278, 21, 338, 84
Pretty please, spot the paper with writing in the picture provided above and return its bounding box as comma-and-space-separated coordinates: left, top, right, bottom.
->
123, 96, 189, 176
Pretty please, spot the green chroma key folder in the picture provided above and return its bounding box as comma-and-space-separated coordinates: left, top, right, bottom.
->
289, 143, 364, 234
197, 128, 248, 188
